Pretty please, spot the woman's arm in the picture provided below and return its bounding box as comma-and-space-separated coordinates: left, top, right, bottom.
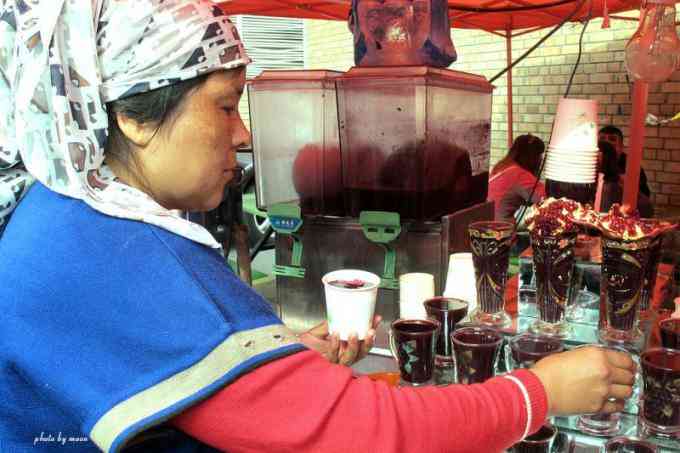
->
171, 345, 634, 453
515, 168, 545, 203
171, 350, 547, 453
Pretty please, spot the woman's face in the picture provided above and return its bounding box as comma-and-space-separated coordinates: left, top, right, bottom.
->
141, 69, 249, 212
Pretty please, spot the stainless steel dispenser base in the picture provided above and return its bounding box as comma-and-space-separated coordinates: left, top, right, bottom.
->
274, 202, 493, 351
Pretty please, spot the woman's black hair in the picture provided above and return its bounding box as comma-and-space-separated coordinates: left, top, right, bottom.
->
105, 73, 211, 180
509, 134, 545, 174
598, 140, 620, 183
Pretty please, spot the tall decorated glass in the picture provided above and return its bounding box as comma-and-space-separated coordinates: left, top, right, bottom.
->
468, 221, 514, 328
526, 198, 584, 337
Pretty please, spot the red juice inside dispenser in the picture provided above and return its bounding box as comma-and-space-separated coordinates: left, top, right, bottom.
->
248, 70, 344, 216
336, 66, 493, 220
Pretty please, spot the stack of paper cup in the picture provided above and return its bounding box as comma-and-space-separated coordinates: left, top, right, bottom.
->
544, 98, 599, 184
443, 253, 477, 316
399, 273, 434, 319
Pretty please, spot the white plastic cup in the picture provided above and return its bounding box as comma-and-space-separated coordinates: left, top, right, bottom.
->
443, 253, 478, 316
548, 145, 599, 153
544, 169, 597, 180
544, 157, 597, 182
544, 166, 597, 176
546, 160, 598, 168
545, 152, 597, 166
399, 273, 434, 319
322, 269, 380, 341
544, 171, 597, 184
549, 97, 599, 150
545, 155, 598, 164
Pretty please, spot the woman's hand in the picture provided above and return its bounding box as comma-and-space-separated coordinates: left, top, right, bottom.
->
530, 346, 636, 417
297, 316, 381, 366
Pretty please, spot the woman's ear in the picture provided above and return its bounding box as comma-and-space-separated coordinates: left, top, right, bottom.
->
114, 112, 157, 147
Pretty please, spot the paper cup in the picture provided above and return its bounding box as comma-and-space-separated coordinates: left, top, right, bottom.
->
546, 151, 598, 161
399, 273, 434, 319
550, 159, 598, 166
544, 172, 596, 184
549, 98, 599, 150
545, 162, 597, 172
547, 149, 598, 157
545, 167, 597, 177
443, 253, 478, 315
545, 175, 596, 184
544, 162, 597, 183
545, 160, 596, 169
547, 159, 598, 165
548, 145, 599, 153
546, 154, 598, 164
547, 151, 599, 159
322, 269, 380, 340
547, 151, 599, 157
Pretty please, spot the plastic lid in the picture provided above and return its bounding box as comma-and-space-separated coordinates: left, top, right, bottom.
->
250, 69, 344, 82
337, 66, 494, 93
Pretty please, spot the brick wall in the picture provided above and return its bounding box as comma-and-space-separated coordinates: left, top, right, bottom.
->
303, 13, 680, 216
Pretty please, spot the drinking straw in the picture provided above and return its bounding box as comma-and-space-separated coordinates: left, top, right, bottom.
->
594, 172, 605, 212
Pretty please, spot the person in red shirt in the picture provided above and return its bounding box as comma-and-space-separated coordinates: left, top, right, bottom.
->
488, 134, 546, 223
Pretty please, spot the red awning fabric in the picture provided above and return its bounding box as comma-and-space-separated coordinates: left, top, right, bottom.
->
217, 0, 641, 32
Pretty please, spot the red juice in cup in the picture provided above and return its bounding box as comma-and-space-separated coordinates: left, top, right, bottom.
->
509, 333, 564, 369
328, 279, 366, 289
531, 233, 577, 325
660, 318, 680, 351
604, 436, 658, 453
641, 348, 680, 435
423, 297, 468, 357
451, 326, 503, 384
510, 424, 557, 453
390, 319, 440, 385
601, 237, 652, 337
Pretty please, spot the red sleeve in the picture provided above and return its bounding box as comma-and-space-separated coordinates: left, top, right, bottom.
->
170, 350, 548, 453
534, 180, 546, 200
489, 165, 545, 211
515, 167, 545, 202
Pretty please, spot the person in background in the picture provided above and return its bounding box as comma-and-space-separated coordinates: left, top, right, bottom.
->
0, 2, 635, 453
598, 125, 652, 199
599, 140, 654, 217
488, 134, 546, 223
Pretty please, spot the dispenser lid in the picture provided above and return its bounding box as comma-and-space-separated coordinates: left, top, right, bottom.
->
337, 66, 494, 93
249, 69, 345, 87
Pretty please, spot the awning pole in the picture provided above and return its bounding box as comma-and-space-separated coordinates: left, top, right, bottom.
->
506, 28, 513, 148
623, 79, 647, 210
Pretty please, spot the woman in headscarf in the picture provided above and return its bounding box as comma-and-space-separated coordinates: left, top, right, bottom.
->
0, 2, 635, 453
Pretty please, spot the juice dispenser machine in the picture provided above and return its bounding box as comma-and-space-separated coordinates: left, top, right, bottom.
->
248, 66, 494, 350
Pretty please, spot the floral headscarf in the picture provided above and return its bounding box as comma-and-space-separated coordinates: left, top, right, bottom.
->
0, 0, 250, 247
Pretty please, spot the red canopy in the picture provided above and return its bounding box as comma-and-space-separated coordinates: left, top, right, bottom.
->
217, 0, 640, 32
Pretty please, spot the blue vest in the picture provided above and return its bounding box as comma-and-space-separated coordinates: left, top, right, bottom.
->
0, 184, 304, 452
